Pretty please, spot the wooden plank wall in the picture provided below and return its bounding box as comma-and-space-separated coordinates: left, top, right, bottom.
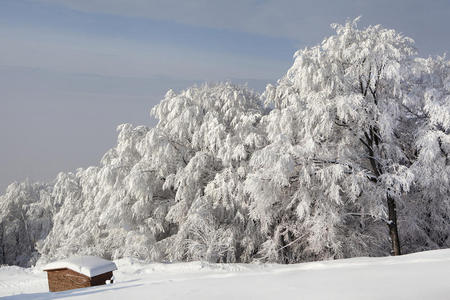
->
46, 268, 113, 292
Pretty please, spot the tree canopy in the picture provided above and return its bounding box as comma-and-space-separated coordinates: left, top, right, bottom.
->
1, 19, 448, 266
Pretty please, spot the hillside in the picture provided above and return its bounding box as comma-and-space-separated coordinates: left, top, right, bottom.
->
1, 249, 449, 299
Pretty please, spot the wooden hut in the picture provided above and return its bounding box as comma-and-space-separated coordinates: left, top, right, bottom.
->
43, 256, 117, 292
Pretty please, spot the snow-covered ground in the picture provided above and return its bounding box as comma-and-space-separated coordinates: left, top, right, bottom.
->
1, 249, 449, 300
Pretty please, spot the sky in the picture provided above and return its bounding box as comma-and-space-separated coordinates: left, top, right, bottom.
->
1, 0, 449, 192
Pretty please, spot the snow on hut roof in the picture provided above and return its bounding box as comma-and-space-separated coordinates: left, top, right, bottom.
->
43, 256, 117, 278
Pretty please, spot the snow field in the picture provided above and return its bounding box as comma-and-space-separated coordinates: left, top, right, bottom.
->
1, 249, 449, 300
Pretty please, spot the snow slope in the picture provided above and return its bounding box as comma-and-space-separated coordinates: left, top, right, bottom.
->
1, 249, 449, 300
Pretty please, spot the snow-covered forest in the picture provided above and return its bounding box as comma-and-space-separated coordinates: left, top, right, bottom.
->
1, 19, 449, 267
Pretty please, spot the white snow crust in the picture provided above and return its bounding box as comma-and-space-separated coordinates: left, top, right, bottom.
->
1, 249, 449, 299
43, 256, 117, 278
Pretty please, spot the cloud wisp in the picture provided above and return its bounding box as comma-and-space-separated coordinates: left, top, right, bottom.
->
37, 0, 450, 55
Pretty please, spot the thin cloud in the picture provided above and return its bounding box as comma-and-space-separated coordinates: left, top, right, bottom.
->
36, 0, 450, 55
0, 26, 286, 81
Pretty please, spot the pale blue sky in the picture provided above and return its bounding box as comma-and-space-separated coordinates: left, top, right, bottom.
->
1, 0, 449, 191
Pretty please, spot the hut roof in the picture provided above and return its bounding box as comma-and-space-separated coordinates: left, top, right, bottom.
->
43, 256, 117, 278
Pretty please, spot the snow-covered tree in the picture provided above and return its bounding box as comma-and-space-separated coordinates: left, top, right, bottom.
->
153, 83, 266, 262
0, 181, 53, 266
38, 124, 168, 262
399, 56, 450, 252
1, 20, 448, 267
37, 83, 266, 264
246, 18, 418, 261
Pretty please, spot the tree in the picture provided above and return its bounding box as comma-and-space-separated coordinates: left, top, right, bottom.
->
252, 18, 417, 259
38, 83, 266, 264
398, 56, 450, 252
153, 83, 266, 262
0, 181, 53, 266
1, 20, 449, 266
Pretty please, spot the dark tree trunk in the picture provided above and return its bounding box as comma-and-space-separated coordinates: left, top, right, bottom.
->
361, 127, 403, 256
0, 222, 4, 264
387, 194, 401, 255
358, 65, 402, 256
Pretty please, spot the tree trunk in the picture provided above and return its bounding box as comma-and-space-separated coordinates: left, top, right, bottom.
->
359, 69, 402, 256
387, 194, 401, 255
